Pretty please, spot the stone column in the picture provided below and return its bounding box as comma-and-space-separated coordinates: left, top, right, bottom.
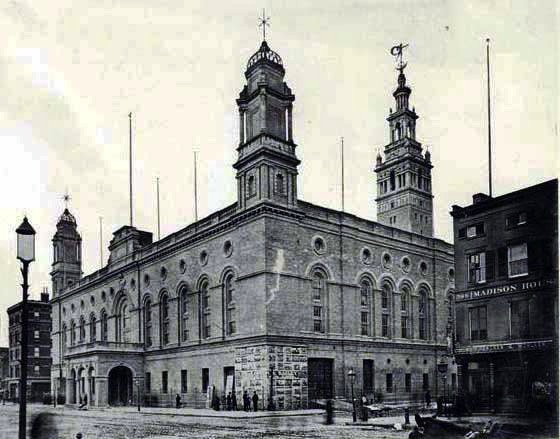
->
96, 377, 109, 407
287, 105, 293, 142
239, 110, 245, 144
65, 377, 72, 404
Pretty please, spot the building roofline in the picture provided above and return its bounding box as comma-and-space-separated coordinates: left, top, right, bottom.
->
450, 178, 558, 218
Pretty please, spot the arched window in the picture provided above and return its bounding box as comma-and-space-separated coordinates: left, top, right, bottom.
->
160, 293, 170, 345
61, 324, 68, 353
70, 320, 76, 346
100, 310, 108, 342
389, 171, 396, 191
89, 313, 97, 342
78, 316, 86, 342
360, 278, 373, 336
395, 122, 402, 140
144, 299, 153, 347
419, 290, 428, 340
275, 173, 285, 195
401, 286, 410, 338
311, 269, 327, 333
381, 283, 392, 337
115, 298, 129, 343
180, 288, 189, 342
224, 273, 236, 336
247, 175, 256, 198
200, 281, 211, 339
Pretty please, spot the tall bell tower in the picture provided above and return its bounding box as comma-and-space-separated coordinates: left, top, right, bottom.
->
233, 28, 300, 210
375, 44, 434, 237
50, 207, 82, 297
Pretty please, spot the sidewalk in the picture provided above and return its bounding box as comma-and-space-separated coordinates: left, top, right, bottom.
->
0, 403, 325, 420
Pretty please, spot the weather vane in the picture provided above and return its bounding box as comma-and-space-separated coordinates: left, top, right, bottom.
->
259, 8, 270, 41
62, 188, 71, 209
390, 43, 409, 73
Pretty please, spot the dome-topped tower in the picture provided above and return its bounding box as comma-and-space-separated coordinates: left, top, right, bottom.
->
246, 40, 284, 74
50, 206, 82, 297
234, 29, 300, 211
375, 44, 434, 237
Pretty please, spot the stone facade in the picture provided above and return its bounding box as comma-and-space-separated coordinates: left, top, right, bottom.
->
50, 38, 455, 410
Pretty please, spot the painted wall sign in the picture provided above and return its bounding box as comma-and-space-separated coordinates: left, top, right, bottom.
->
456, 339, 553, 355
455, 277, 556, 302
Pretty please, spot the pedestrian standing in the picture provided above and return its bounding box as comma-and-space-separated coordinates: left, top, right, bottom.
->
227, 392, 232, 411
232, 392, 238, 411
175, 394, 181, 409
425, 389, 431, 408
252, 391, 259, 412
243, 390, 249, 411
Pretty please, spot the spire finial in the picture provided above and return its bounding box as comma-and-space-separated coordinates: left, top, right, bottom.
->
259, 9, 270, 41
390, 43, 409, 73
62, 188, 71, 210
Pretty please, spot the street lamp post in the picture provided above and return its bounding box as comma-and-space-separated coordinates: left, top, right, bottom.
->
16, 217, 36, 439
437, 357, 449, 418
348, 367, 356, 423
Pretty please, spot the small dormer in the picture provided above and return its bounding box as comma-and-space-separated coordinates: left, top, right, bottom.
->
108, 226, 153, 264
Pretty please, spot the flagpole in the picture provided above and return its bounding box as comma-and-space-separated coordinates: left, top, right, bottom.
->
129, 112, 134, 226
194, 151, 198, 222
341, 137, 345, 212
486, 38, 493, 197
99, 217, 103, 269
156, 177, 161, 240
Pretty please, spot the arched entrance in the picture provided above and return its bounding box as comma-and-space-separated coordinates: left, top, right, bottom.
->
108, 366, 133, 406
69, 368, 77, 404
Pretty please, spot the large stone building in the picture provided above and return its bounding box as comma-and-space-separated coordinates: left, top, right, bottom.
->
50, 37, 455, 409
0, 347, 8, 400
450, 179, 558, 414
7, 289, 52, 402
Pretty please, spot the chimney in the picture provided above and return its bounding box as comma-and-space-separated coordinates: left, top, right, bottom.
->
41, 287, 50, 303
472, 193, 491, 205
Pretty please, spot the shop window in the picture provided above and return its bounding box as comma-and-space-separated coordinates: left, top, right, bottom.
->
469, 306, 487, 341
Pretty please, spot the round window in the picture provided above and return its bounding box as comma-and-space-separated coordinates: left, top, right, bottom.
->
448, 267, 455, 281
313, 236, 326, 255
382, 253, 392, 268
361, 247, 372, 265
401, 257, 411, 273
223, 240, 233, 258
179, 259, 187, 274
200, 250, 209, 266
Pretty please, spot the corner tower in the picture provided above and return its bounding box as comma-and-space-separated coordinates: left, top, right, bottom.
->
375, 47, 434, 237
234, 38, 300, 210
50, 208, 82, 297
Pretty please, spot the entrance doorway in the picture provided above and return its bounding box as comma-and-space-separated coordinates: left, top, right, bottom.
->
307, 358, 333, 401
108, 366, 133, 406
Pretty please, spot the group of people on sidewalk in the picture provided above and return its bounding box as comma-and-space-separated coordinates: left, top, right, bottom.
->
210, 390, 260, 412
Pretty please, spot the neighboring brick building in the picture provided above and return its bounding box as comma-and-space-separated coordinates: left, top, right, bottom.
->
450, 179, 558, 413
0, 347, 8, 400
7, 290, 52, 402
50, 38, 455, 409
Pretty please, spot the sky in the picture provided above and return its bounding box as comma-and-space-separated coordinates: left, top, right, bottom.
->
0, 0, 557, 345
